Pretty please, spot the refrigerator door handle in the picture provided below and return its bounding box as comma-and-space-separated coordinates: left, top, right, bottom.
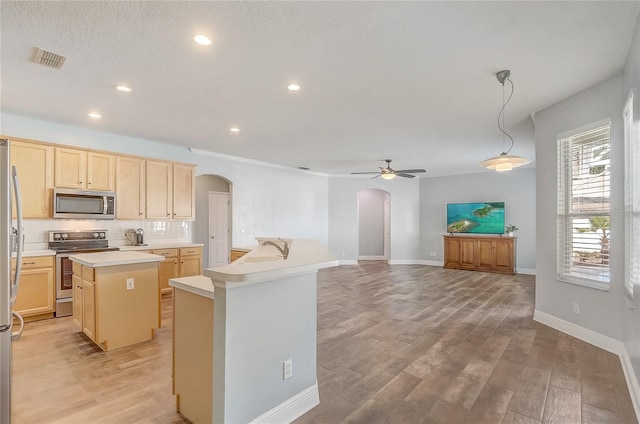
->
10, 311, 23, 341
10, 165, 23, 304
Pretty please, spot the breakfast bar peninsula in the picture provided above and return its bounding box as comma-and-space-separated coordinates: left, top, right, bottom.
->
69, 251, 164, 351
171, 238, 338, 424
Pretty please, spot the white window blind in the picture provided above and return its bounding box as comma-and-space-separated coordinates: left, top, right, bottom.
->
557, 122, 611, 289
624, 93, 639, 298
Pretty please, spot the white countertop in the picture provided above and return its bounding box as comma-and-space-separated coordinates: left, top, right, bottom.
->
119, 242, 204, 251
69, 251, 165, 268
204, 238, 338, 285
169, 275, 215, 299
13, 250, 55, 258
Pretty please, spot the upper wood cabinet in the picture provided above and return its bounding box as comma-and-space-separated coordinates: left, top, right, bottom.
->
173, 164, 195, 220
116, 156, 146, 219
146, 162, 195, 220
10, 139, 53, 219
55, 148, 115, 191
146, 161, 173, 219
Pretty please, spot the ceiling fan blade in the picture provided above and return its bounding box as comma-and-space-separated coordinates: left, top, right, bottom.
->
396, 173, 416, 178
351, 171, 382, 175
370, 175, 381, 179
396, 169, 426, 173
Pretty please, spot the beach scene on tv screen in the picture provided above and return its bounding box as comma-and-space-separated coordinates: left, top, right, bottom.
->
447, 202, 505, 234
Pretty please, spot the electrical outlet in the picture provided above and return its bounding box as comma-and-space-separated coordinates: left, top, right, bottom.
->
573, 302, 580, 314
283, 359, 293, 380
430, 251, 437, 257
126, 278, 135, 290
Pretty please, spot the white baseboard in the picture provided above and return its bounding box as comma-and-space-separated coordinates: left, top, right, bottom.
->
388, 259, 425, 265
250, 383, 319, 424
534, 310, 640, 421
358, 256, 386, 261
338, 260, 359, 265
516, 267, 536, 275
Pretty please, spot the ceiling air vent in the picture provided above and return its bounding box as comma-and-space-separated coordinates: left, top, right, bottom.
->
33, 48, 67, 69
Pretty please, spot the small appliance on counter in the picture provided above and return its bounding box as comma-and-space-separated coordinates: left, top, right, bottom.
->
125, 228, 146, 246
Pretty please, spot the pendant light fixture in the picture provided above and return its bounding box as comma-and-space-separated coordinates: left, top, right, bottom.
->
480, 70, 531, 172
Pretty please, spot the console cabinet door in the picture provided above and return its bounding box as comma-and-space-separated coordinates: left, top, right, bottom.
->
476, 239, 495, 272
494, 239, 515, 274
459, 238, 476, 270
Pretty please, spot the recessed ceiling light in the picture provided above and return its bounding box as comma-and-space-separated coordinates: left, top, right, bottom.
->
194, 34, 212, 46
116, 85, 132, 92
287, 84, 301, 91
230, 127, 240, 133
88, 112, 102, 119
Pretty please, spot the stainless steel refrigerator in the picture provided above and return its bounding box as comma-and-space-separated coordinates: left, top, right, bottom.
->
0, 139, 24, 423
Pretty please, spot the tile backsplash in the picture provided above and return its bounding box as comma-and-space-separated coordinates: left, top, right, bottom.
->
16, 219, 193, 251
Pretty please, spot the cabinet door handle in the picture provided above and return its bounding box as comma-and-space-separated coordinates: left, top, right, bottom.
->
22, 261, 35, 265
77, 285, 83, 289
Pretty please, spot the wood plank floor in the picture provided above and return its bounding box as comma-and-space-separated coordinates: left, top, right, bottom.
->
11, 262, 637, 423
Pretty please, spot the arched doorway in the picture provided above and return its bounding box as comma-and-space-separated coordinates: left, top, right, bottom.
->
357, 189, 390, 261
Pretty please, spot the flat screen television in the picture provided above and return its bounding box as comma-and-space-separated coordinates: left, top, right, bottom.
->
446, 202, 505, 234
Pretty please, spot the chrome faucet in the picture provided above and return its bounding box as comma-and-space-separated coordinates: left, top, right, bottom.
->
261, 238, 290, 259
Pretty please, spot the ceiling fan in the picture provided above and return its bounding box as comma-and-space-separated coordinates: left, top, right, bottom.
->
351, 159, 426, 180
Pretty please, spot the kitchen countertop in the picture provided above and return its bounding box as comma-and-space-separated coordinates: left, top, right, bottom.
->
69, 251, 165, 268
169, 275, 215, 299
13, 250, 55, 258
205, 238, 338, 285
119, 242, 204, 251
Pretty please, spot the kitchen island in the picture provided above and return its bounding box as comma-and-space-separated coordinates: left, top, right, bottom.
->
171, 238, 337, 424
70, 251, 164, 351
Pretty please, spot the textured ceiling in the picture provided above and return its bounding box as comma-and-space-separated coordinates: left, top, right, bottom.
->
1, 1, 638, 176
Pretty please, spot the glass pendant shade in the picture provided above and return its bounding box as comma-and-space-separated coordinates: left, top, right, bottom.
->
480, 153, 531, 172
380, 173, 396, 180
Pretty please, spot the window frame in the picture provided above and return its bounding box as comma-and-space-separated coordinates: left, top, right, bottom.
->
624, 91, 638, 298
557, 119, 612, 291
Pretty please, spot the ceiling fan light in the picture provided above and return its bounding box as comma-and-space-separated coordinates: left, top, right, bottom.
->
381, 173, 396, 180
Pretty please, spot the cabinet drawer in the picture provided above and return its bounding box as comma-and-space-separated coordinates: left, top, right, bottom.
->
12, 256, 54, 269
153, 248, 178, 258
179, 247, 202, 257
82, 266, 96, 282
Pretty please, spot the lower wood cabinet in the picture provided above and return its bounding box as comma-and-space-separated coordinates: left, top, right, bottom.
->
230, 249, 249, 262
11, 256, 55, 321
443, 235, 515, 274
179, 247, 202, 277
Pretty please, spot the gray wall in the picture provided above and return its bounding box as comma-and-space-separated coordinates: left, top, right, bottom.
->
195, 175, 230, 268
1, 113, 330, 249
328, 176, 420, 261
622, 11, 640, 401
419, 168, 536, 271
534, 74, 625, 340
358, 189, 386, 257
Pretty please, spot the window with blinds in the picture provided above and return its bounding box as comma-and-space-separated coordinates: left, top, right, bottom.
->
557, 121, 611, 289
624, 93, 639, 298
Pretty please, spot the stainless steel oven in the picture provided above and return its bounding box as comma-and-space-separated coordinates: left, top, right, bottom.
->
49, 230, 118, 317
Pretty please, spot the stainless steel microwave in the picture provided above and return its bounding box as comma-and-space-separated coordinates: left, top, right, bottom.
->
52, 189, 116, 219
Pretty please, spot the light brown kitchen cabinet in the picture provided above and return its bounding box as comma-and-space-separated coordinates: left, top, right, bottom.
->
9, 138, 53, 219
154, 249, 179, 294
116, 156, 146, 219
11, 256, 55, 321
230, 249, 249, 262
146, 161, 173, 219
72, 261, 159, 351
55, 148, 115, 191
443, 235, 515, 275
179, 247, 202, 277
72, 263, 83, 329
172, 164, 195, 220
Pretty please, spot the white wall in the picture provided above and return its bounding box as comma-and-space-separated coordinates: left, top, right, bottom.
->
357, 189, 386, 257
328, 176, 420, 261
622, 11, 640, 404
534, 74, 625, 340
1, 113, 329, 250
419, 168, 536, 271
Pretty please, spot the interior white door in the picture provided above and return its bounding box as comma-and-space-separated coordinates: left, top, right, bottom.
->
208, 191, 229, 267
